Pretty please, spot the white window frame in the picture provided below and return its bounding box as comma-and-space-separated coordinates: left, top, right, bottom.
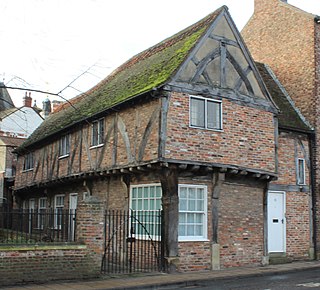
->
91, 118, 104, 147
38, 197, 47, 229
129, 184, 208, 242
189, 95, 222, 131
178, 184, 208, 242
23, 152, 34, 171
59, 134, 70, 158
130, 184, 162, 240
297, 158, 306, 185
54, 194, 65, 229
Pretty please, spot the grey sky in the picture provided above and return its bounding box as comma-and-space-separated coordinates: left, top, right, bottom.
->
0, 0, 319, 107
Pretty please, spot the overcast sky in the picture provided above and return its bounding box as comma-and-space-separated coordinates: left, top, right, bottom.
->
1, 0, 319, 107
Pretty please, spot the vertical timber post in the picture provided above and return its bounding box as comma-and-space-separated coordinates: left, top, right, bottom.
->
159, 166, 179, 273
211, 172, 225, 270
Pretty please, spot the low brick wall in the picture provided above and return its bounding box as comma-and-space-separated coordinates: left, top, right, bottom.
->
0, 244, 100, 286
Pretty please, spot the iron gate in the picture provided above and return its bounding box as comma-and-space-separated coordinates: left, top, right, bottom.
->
101, 209, 165, 274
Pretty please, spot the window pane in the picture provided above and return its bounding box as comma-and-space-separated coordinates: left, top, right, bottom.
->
188, 199, 195, 211
132, 188, 137, 198
190, 98, 205, 127
179, 224, 185, 236
207, 101, 221, 129
195, 225, 203, 236
188, 188, 196, 200
180, 198, 187, 211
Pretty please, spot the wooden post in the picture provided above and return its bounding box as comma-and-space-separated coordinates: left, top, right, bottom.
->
211, 172, 225, 270
159, 167, 179, 273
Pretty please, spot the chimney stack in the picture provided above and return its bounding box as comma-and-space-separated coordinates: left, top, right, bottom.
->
23, 92, 32, 107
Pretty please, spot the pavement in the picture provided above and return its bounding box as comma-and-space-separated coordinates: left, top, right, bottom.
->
2, 260, 320, 290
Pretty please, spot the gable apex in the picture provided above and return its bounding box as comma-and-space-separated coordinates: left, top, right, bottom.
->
170, 7, 276, 112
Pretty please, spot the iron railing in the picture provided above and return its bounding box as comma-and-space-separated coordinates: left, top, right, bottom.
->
101, 209, 165, 274
0, 207, 76, 244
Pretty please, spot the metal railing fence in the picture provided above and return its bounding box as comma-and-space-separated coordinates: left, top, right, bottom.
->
0, 207, 76, 244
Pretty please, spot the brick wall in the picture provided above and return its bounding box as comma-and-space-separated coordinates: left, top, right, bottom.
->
286, 191, 311, 259
219, 178, 265, 268
0, 245, 99, 286
273, 131, 310, 185
166, 92, 276, 173
242, 0, 316, 125
179, 242, 211, 271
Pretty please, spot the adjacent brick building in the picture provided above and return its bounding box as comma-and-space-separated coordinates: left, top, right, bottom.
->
242, 0, 320, 258
8, 3, 314, 277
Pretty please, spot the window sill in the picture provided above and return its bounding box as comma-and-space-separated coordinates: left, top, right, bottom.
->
22, 169, 34, 173
178, 238, 209, 242
189, 125, 223, 132
58, 154, 70, 160
90, 144, 104, 149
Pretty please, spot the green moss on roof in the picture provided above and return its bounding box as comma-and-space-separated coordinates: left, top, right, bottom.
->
20, 8, 223, 149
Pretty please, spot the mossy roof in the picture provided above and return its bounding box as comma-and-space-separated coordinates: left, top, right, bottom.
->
256, 62, 312, 132
20, 7, 224, 150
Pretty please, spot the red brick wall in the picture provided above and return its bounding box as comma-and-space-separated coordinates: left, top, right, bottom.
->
166, 92, 276, 173
179, 242, 211, 271
273, 132, 310, 185
242, 0, 316, 125
286, 191, 311, 259
219, 180, 264, 268
0, 245, 99, 286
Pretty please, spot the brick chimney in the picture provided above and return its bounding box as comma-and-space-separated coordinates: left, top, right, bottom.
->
23, 92, 32, 107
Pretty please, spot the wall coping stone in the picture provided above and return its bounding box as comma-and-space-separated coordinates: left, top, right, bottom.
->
0, 243, 87, 251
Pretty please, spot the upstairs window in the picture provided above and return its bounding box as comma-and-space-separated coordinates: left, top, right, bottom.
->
91, 118, 104, 147
297, 158, 306, 185
23, 152, 34, 171
59, 134, 70, 157
190, 96, 222, 130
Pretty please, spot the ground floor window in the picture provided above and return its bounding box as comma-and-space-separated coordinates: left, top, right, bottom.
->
54, 194, 65, 229
130, 184, 208, 241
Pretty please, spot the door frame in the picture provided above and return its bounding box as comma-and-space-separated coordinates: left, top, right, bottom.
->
69, 193, 78, 241
267, 191, 286, 253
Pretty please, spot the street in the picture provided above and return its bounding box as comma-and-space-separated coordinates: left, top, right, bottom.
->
154, 268, 320, 290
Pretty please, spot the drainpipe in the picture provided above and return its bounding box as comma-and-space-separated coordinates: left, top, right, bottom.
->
309, 132, 317, 259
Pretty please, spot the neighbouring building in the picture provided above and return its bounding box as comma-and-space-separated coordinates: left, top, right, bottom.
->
242, 0, 320, 259
0, 89, 43, 205
11, 4, 314, 274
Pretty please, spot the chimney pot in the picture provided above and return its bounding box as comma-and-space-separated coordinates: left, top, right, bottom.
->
23, 91, 32, 107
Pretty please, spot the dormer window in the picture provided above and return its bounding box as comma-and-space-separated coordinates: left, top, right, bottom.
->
91, 118, 104, 147
190, 96, 222, 130
59, 134, 70, 157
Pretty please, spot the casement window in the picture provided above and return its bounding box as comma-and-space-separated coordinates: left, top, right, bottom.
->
91, 118, 104, 147
59, 134, 70, 157
190, 96, 222, 130
38, 197, 47, 229
54, 195, 65, 229
130, 184, 208, 241
23, 152, 34, 171
297, 158, 306, 185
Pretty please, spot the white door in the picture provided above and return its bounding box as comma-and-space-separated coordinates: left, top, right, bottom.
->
69, 194, 78, 241
267, 191, 286, 253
